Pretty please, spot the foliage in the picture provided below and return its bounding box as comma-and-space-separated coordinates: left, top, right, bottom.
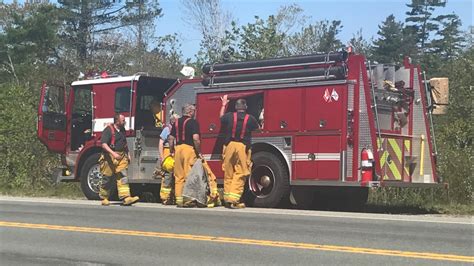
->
371, 15, 406, 63
0, 3, 61, 85
405, 0, 448, 53
237, 15, 286, 60
433, 46, 474, 204
181, 0, 234, 64
0, 83, 59, 190
286, 20, 343, 55
349, 29, 372, 58
57, 0, 162, 67
191, 3, 344, 65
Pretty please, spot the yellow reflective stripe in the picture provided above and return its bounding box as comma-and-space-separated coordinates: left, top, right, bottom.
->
388, 160, 402, 180
404, 139, 411, 152
377, 138, 382, 149
380, 151, 388, 167
160, 188, 172, 192
388, 139, 402, 162
227, 193, 241, 199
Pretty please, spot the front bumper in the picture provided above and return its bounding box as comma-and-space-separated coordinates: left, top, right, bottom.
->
51, 167, 76, 184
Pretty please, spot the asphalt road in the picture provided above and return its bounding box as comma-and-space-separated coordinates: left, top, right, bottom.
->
0, 197, 472, 265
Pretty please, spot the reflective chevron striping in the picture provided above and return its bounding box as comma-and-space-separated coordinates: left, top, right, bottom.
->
388, 139, 402, 162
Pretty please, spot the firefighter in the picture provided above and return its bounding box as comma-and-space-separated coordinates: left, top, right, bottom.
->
168, 104, 201, 207
150, 99, 163, 128
157, 114, 179, 205
219, 95, 259, 209
99, 113, 139, 206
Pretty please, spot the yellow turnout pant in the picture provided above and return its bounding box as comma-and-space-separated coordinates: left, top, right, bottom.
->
222, 141, 251, 203
99, 152, 131, 200
159, 147, 173, 202
202, 161, 218, 199
174, 144, 197, 205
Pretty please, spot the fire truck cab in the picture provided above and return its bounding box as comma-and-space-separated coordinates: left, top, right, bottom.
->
37, 51, 444, 208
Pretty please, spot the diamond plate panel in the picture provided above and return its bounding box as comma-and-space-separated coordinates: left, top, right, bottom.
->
358, 71, 373, 181
166, 82, 197, 118
411, 69, 434, 183
347, 84, 354, 178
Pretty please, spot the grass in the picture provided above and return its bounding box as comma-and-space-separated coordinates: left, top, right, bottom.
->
366, 187, 474, 215
0, 182, 85, 199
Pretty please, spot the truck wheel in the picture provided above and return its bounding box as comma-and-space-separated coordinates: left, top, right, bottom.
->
80, 154, 102, 200
245, 152, 290, 208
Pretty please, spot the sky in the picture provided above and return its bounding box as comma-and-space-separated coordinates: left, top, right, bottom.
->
155, 0, 473, 59
3, 0, 473, 60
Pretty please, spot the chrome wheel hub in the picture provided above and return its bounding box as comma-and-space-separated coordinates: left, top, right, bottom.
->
249, 165, 275, 199
87, 164, 102, 194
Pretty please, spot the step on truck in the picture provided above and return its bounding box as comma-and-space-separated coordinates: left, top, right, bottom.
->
37, 51, 447, 208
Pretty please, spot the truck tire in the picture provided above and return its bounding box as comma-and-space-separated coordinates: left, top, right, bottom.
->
80, 154, 102, 200
245, 152, 290, 208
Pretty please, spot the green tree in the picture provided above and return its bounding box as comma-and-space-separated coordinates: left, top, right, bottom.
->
0, 3, 61, 85
238, 15, 286, 60
57, 0, 162, 67
0, 83, 59, 190
349, 29, 372, 58
430, 14, 465, 60
405, 0, 447, 54
434, 46, 473, 204
286, 20, 343, 55
372, 14, 405, 63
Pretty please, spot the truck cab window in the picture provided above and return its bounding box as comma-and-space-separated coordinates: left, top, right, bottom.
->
43, 85, 65, 114
115, 87, 131, 113
228, 93, 264, 128
71, 86, 92, 151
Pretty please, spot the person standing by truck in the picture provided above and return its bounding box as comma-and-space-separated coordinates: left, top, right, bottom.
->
98, 113, 139, 206
157, 114, 179, 205
219, 96, 259, 209
168, 104, 201, 207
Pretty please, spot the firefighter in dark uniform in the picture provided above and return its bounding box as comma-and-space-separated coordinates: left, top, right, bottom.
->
99, 113, 139, 206
219, 95, 259, 208
168, 104, 201, 207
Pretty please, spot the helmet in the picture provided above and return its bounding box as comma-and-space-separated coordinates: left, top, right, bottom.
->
161, 155, 175, 173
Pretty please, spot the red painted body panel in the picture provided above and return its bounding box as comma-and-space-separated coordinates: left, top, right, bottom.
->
265, 88, 303, 132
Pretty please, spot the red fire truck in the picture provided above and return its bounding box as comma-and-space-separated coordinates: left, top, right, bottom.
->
37, 51, 443, 208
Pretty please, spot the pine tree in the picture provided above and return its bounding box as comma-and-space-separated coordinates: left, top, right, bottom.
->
349, 29, 372, 58
57, 0, 162, 67
372, 14, 405, 63
430, 14, 465, 60
405, 0, 447, 54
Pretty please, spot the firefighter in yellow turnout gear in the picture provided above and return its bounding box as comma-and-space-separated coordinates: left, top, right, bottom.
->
220, 96, 259, 208
99, 114, 139, 206
168, 104, 201, 207
157, 114, 179, 204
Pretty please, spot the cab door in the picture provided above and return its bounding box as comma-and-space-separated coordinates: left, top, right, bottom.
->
37, 82, 68, 153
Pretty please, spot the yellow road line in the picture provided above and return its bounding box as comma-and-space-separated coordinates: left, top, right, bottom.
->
0, 221, 472, 263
